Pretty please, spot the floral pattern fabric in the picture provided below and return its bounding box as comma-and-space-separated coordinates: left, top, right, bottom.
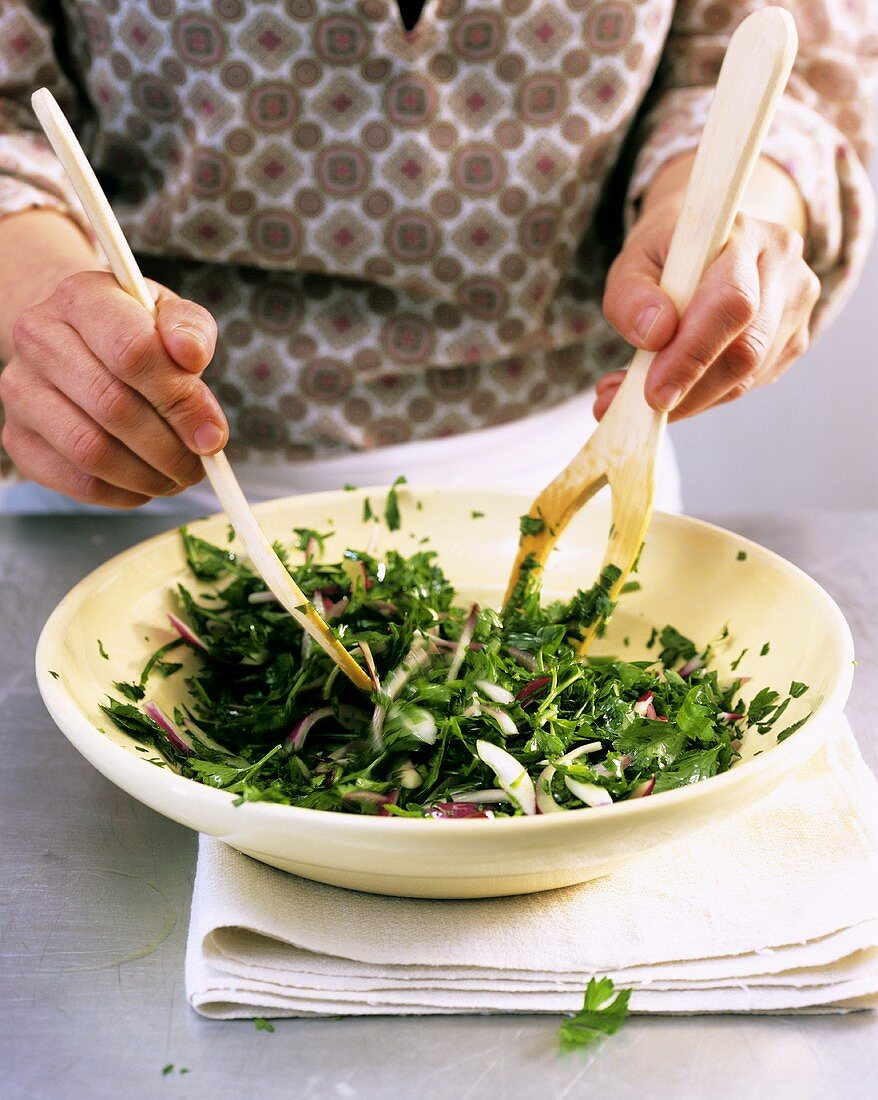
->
0, 0, 876, 466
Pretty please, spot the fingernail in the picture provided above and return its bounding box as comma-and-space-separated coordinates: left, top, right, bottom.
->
193, 421, 225, 454
635, 305, 663, 342
172, 323, 208, 350
654, 383, 684, 411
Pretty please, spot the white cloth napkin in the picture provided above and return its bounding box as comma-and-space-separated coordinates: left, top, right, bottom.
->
186, 718, 878, 1018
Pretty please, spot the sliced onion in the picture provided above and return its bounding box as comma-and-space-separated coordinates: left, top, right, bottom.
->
247, 590, 278, 605
475, 679, 515, 705
447, 603, 479, 682
167, 612, 206, 651
515, 675, 551, 705
629, 776, 655, 799
392, 705, 437, 745
450, 788, 511, 805
678, 656, 703, 678
342, 789, 398, 807
341, 558, 370, 592
535, 742, 602, 814
368, 599, 399, 617
476, 739, 536, 816
480, 706, 519, 738
634, 691, 656, 719
395, 759, 422, 789
371, 638, 433, 750
719, 711, 745, 723
426, 802, 494, 819
564, 775, 613, 808
324, 596, 349, 621
358, 641, 380, 691
144, 700, 194, 756
593, 752, 631, 779
286, 706, 333, 752
506, 647, 539, 672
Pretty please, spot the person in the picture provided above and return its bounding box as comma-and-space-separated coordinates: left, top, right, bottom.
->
0, 0, 874, 514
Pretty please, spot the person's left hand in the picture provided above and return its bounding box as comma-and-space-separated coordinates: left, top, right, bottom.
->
596, 203, 821, 421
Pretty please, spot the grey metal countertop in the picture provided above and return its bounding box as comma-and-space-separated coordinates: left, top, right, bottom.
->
1, 511, 876, 1100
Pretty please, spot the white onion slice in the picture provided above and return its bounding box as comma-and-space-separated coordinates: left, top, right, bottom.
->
535, 742, 602, 814
564, 775, 613, 808
167, 612, 206, 651
476, 739, 536, 816
450, 788, 511, 805
447, 604, 478, 682
476, 680, 515, 705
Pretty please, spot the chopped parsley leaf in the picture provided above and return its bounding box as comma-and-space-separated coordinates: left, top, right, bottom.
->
49, 670, 59, 680
363, 498, 374, 523
385, 476, 407, 532
254, 1017, 275, 1032
760, 642, 770, 656
97, 640, 109, 660
558, 977, 631, 1050
471, 510, 485, 519
736, 550, 747, 561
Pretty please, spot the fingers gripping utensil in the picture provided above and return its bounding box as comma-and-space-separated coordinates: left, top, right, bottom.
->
503, 8, 797, 650
31, 88, 373, 693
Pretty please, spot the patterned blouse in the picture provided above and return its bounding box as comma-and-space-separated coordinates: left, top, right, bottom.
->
0, 0, 876, 467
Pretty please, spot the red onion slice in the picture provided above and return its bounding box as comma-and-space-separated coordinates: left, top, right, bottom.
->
678, 656, 703, 678
286, 706, 333, 752
426, 803, 495, 819
358, 641, 380, 692
144, 700, 194, 756
167, 612, 206, 651
247, 590, 278, 605
515, 675, 551, 705
629, 777, 655, 799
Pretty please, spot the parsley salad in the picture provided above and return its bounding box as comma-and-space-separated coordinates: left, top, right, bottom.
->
102, 489, 807, 818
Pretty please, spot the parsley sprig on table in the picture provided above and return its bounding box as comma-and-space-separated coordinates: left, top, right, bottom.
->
101, 517, 808, 818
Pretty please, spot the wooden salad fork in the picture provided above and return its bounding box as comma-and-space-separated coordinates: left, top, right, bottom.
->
504, 7, 798, 651
31, 88, 373, 693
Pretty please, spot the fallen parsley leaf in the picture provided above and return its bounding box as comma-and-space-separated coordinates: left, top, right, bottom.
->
254, 1017, 275, 1032
363, 497, 374, 522
736, 551, 747, 561
97, 640, 109, 660
760, 642, 770, 656
789, 681, 808, 698
162, 1064, 174, 1077
49, 670, 59, 680
471, 510, 485, 519
385, 476, 407, 531
558, 977, 631, 1050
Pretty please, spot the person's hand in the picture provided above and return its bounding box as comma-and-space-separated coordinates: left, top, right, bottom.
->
0, 271, 227, 508
597, 201, 820, 422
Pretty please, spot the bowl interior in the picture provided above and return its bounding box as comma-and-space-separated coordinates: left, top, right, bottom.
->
42, 485, 849, 781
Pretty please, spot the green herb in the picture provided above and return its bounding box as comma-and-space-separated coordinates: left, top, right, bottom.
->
102, 531, 807, 818
343, 484, 357, 491
737, 551, 747, 561
558, 977, 631, 1050
294, 528, 332, 558
162, 1064, 174, 1076
760, 642, 770, 656
471, 510, 485, 519
363, 498, 374, 522
97, 640, 109, 660
254, 1018, 275, 1032
730, 648, 747, 672
519, 513, 545, 537
789, 681, 808, 698
655, 625, 697, 667
621, 581, 641, 593
385, 476, 407, 531
49, 670, 59, 680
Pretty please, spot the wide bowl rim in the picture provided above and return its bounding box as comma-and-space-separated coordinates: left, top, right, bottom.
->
35, 485, 855, 837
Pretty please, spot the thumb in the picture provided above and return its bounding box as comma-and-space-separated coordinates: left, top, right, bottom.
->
603, 233, 678, 352
153, 284, 218, 373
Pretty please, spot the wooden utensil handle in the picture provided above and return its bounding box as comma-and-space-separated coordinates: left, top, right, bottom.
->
657, 7, 797, 312
31, 89, 156, 315
626, 7, 797, 385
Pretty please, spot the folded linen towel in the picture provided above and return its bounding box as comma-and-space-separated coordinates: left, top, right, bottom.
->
186, 717, 878, 1018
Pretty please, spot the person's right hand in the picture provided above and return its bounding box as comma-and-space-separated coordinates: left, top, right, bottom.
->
0, 271, 227, 508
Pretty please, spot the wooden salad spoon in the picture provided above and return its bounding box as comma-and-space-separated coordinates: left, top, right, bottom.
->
31, 88, 373, 693
503, 7, 798, 652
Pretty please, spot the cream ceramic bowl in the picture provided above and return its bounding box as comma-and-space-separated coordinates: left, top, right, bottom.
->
37, 486, 853, 898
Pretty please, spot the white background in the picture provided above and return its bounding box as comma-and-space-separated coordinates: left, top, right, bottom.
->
671, 159, 878, 514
